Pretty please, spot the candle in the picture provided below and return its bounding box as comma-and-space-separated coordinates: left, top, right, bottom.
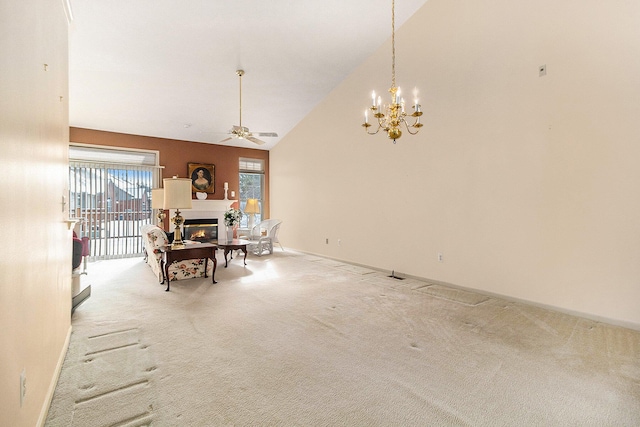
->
231, 191, 235, 198
371, 91, 376, 107
364, 110, 369, 124
224, 182, 228, 190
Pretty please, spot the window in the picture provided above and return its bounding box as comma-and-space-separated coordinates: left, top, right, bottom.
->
239, 158, 264, 228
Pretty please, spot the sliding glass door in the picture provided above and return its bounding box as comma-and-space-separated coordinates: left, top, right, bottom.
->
69, 146, 159, 259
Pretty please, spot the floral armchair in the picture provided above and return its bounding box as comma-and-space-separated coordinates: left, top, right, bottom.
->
141, 224, 213, 283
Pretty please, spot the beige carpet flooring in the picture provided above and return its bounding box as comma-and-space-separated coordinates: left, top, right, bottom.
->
45, 250, 640, 426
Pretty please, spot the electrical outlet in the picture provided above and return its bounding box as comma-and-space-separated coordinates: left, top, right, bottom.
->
338, 239, 341, 246
437, 252, 443, 262
20, 369, 26, 407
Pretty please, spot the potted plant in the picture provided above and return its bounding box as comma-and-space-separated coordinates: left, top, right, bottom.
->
223, 208, 242, 241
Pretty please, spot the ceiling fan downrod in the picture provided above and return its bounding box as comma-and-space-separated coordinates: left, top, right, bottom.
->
237, 69, 244, 129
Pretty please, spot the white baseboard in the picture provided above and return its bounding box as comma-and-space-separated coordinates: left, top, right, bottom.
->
37, 325, 72, 427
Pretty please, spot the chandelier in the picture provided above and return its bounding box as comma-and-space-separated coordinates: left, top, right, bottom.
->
362, 0, 422, 142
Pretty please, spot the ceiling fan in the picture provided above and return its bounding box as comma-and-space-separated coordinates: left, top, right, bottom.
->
218, 69, 278, 146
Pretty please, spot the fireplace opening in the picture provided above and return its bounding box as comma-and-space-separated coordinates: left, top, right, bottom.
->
183, 218, 218, 243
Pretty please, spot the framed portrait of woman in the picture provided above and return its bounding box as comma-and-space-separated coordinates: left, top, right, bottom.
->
188, 163, 215, 193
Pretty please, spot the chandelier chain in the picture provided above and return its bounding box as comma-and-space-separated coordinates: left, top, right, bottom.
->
391, 0, 396, 89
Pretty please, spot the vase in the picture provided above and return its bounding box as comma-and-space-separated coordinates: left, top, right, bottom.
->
226, 226, 234, 241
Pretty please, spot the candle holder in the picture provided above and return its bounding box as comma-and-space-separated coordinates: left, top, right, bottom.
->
224, 188, 228, 200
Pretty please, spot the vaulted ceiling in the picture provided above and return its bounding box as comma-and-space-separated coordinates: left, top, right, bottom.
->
68, 0, 429, 150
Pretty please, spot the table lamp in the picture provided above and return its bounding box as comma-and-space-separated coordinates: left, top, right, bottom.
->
163, 176, 192, 249
244, 198, 260, 232
151, 188, 165, 227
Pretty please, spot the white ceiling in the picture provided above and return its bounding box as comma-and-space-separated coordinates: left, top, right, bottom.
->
68, 0, 429, 150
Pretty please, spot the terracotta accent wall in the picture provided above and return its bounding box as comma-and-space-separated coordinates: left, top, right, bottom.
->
69, 128, 270, 216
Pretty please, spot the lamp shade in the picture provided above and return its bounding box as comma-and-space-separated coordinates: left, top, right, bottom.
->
151, 188, 164, 209
163, 177, 193, 209
244, 198, 260, 214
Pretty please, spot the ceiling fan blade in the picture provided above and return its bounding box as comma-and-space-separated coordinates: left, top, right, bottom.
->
247, 136, 266, 145
254, 132, 278, 137
217, 137, 234, 143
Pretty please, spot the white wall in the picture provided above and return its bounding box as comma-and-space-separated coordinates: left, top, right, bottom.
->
271, 0, 640, 328
0, 0, 71, 425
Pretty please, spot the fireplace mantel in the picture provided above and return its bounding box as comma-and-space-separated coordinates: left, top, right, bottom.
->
186, 199, 236, 214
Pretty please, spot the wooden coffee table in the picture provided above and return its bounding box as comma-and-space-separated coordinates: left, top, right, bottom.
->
216, 239, 251, 267
160, 243, 217, 291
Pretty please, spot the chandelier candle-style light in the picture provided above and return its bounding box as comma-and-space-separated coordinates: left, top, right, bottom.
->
362, 0, 423, 142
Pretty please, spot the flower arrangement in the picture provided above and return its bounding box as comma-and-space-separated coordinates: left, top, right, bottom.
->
224, 208, 242, 227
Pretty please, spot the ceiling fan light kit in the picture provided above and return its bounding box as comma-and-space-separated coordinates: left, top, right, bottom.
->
362, 0, 423, 143
218, 69, 278, 146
